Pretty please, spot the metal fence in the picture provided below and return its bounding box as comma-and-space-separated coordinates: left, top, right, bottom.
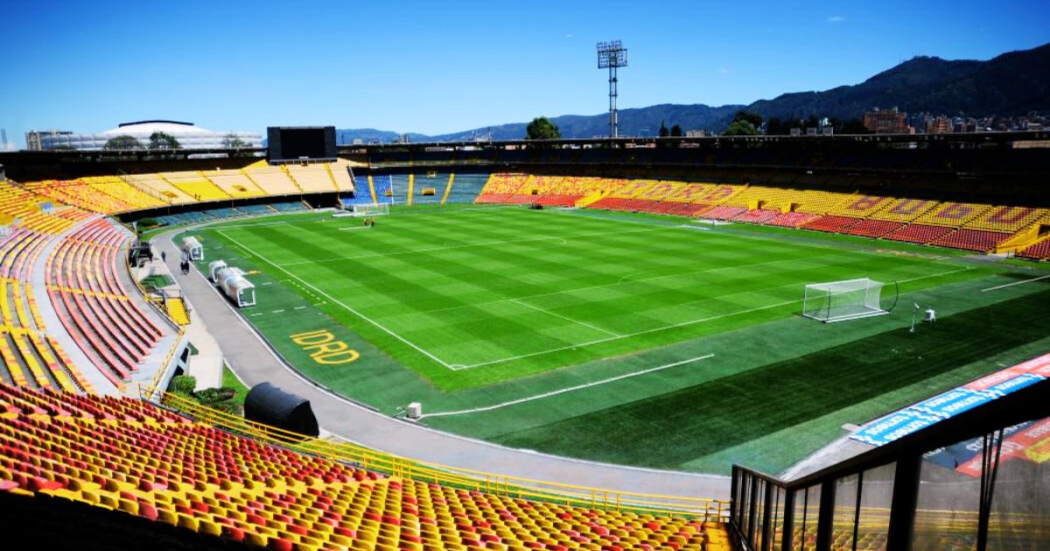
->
729, 379, 1049, 550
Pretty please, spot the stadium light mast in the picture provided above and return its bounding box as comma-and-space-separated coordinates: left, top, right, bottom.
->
597, 40, 628, 139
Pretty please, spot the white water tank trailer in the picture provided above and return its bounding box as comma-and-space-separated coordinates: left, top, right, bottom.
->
208, 260, 228, 283
182, 236, 204, 261
215, 267, 246, 289
222, 276, 256, 308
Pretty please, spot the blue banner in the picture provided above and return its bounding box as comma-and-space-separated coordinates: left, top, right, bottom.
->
851, 355, 1048, 448
979, 373, 1044, 398
914, 388, 993, 419
852, 410, 937, 447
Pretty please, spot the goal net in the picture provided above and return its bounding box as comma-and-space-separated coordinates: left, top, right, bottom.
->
802, 278, 896, 323
351, 203, 390, 217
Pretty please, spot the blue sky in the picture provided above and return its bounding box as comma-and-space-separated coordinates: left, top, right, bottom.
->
1, 0, 1048, 147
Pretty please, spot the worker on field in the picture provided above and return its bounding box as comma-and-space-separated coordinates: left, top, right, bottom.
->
924, 306, 936, 323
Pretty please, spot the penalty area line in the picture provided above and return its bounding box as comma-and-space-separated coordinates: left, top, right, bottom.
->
981, 273, 1050, 292
420, 354, 715, 419
452, 265, 974, 370
510, 299, 620, 337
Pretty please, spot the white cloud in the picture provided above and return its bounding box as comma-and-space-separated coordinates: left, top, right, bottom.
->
565, 33, 574, 38
719, 67, 730, 75
827, 15, 846, 23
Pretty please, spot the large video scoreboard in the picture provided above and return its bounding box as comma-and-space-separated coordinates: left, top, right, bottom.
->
267, 126, 337, 162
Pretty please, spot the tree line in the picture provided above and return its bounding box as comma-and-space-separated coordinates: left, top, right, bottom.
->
522, 112, 871, 140
102, 132, 249, 151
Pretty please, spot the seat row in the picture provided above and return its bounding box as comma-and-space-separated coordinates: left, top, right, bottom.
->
0, 382, 729, 550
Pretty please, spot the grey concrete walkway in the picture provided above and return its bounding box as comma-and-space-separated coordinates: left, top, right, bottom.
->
137, 255, 223, 390
154, 225, 731, 501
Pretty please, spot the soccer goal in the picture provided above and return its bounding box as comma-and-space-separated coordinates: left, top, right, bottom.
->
802, 278, 898, 323
351, 203, 390, 217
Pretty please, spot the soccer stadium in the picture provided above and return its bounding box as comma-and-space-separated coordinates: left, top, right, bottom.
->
2, 3, 1049, 550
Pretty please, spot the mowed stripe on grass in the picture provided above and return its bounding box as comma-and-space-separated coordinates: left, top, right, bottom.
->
492, 290, 1050, 472
202, 208, 985, 389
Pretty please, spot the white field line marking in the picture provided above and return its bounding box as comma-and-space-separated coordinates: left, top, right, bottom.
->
218, 230, 456, 369
276, 226, 672, 267
338, 226, 372, 232
981, 273, 1050, 292
451, 266, 974, 370
510, 299, 620, 337
421, 354, 715, 419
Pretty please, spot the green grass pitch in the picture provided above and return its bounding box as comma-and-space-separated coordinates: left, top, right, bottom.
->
189, 205, 1050, 474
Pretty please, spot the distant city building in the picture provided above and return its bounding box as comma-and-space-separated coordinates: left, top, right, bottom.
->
863, 107, 910, 134
926, 116, 953, 134
36, 121, 261, 151
25, 130, 73, 151
685, 130, 706, 138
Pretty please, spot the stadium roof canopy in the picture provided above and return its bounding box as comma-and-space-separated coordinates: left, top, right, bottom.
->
103, 121, 213, 135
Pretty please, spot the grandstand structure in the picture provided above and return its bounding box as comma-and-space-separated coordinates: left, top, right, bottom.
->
5, 131, 1048, 261
473, 176, 1050, 254
0, 131, 1047, 548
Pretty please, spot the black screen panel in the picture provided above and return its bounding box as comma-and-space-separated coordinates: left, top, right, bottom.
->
267, 127, 336, 161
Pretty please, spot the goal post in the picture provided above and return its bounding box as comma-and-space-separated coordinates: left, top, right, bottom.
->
351, 203, 390, 217
802, 278, 898, 323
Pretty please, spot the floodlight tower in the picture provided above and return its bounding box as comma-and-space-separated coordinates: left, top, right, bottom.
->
597, 40, 628, 139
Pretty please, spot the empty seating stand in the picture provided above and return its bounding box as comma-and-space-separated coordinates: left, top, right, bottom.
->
930, 229, 1011, 252
0, 382, 731, 550
732, 209, 779, 224
444, 173, 489, 204
766, 211, 818, 228
883, 224, 954, 245
46, 219, 163, 385
801, 215, 864, 233
700, 206, 747, 221
842, 219, 905, 238
1018, 239, 1050, 261
0, 230, 92, 394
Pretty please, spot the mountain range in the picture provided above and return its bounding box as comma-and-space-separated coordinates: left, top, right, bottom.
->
337, 42, 1050, 143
